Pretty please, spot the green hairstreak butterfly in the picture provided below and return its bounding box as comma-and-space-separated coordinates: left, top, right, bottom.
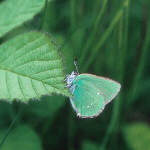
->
66, 71, 121, 118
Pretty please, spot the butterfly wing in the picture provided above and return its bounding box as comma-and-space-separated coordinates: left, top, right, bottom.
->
70, 76, 105, 118
70, 74, 121, 118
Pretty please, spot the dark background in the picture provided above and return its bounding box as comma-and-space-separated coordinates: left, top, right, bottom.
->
0, 0, 150, 150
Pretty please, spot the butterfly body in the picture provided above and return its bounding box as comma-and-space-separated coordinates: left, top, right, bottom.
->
66, 72, 121, 118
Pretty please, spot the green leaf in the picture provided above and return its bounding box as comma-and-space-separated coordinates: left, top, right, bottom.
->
0, 0, 45, 37
28, 95, 65, 118
0, 125, 42, 150
0, 32, 69, 102
123, 122, 150, 150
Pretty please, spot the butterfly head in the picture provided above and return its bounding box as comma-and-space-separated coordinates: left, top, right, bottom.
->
65, 71, 78, 88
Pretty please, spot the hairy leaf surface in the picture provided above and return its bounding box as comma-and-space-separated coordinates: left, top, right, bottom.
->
0, 32, 69, 102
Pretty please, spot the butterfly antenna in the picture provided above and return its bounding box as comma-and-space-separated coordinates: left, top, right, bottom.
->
74, 59, 79, 74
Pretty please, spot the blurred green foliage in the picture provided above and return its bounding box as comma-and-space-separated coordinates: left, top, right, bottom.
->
0, 0, 150, 150
0, 125, 42, 150
123, 122, 150, 150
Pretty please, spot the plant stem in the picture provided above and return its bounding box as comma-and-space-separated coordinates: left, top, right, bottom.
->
0, 106, 25, 148
82, 7, 124, 72
100, 1, 129, 149
80, 0, 108, 65
128, 19, 150, 106
70, 0, 76, 31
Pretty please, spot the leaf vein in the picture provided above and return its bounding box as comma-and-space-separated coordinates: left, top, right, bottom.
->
30, 79, 40, 98
5, 72, 11, 99
0, 36, 44, 64
14, 59, 60, 69
31, 68, 62, 76
12, 43, 49, 64
42, 83, 51, 94
0, 66, 63, 91
17, 76, 26, 100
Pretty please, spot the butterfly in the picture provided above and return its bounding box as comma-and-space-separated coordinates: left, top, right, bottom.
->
66, 71, 121, 118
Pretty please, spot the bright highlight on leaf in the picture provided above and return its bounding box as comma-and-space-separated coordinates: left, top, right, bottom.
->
0, 32, 69, 102
0, 0, 45, 37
